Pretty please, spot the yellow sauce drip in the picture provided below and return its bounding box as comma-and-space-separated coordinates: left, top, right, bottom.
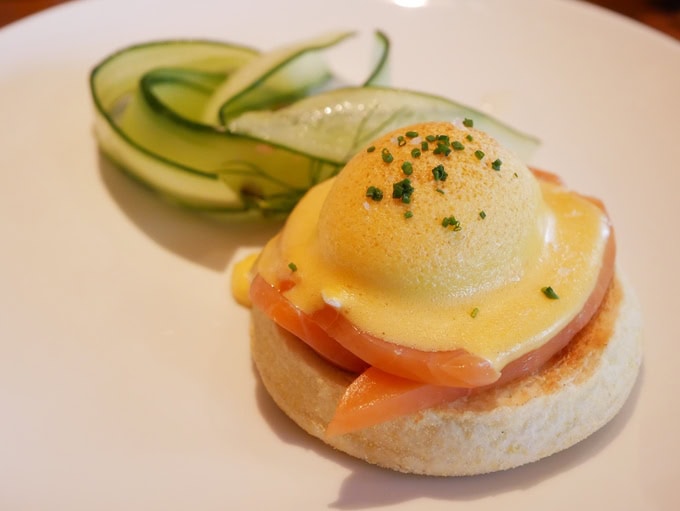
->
231, 252, 259, 307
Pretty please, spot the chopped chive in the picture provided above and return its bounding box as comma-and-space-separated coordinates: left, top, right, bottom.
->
425, 134, 436, 142
288, 262, 298, 272
382, 148, 394, 163
470, 307, 479, 318
479, 210, 487, 219
434, 143, 452, 156
492, 158, 503, 171
405, 130, 419, 138
474, 150, 485, 160
452, 141, 465, 151
404, 210, 414, 219
366, 145, 376, 153
397, 135, 407, 147
421, 141, 429, 151
411, 148, 421, 158
436, 188, 445, 194
366, 186, 383, 201
432, 164, 448, 181
463, 118, 474, 127
392, 178, 414, 203
401, 161, 413, 175
442, 215, 462, 231
466, 134, 474, 142
541, 286, 559, 299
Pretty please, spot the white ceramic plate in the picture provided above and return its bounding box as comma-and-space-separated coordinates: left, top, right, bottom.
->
1, 0, 678, 509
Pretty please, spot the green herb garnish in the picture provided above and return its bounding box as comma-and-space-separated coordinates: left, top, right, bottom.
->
470, 307, 479, 318
434, 142, 452, 156
382, 148, 394, 163
392, 178, 414, 203
404, 210, 414, 219
452, 141, 465, 151
288, 262, 298, 272
541, 286, 559, 299
397, 135, 407, 147
474, 150, 485, 160
463, 118, 474, 128
405, 131, 419, 138
479, 210, 487, 219
432, 164, 448, 181
442, 215, 461, 231
411, 148, 421, 158
366, 145, 376, 153
492, 158, 503, 171
401, 161, 413, 175
366, 186, 383, 201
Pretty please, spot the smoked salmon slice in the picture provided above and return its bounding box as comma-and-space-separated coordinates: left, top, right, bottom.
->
250, 274, 368, 373
326, 367, 469, 436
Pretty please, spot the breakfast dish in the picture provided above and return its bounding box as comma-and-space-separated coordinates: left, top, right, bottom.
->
2, 0, 678, 508
243, 121, 643, 475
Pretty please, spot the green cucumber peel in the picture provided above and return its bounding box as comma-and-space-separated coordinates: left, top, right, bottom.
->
201, 31, 356, 125
90, 32, 539, 215
227, 85, 541, 165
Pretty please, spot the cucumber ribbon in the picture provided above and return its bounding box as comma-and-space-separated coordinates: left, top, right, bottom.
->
90, 31, 539, 214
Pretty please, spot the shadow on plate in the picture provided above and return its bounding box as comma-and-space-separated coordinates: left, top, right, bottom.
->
254, 359, 645, 508
98, 153, 283, 272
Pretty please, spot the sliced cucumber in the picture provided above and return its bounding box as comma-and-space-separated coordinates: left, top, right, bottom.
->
227, 86, 541, 164
140, 68, 226, 124
91, 39, 259, 113
114, 86, 339, 208
90, 32, 539, 215
201, 31, 356, 125
362, 30, 390, 87
91, 39, 335, 212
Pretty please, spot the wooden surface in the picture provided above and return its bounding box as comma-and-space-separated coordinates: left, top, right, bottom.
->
1, 0, 678, 39
589, 0, 680, 37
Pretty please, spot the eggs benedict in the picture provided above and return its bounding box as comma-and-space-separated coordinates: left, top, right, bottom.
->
241, 121, 643, 475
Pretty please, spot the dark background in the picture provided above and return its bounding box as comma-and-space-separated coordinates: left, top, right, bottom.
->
0, 0, 679, 39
